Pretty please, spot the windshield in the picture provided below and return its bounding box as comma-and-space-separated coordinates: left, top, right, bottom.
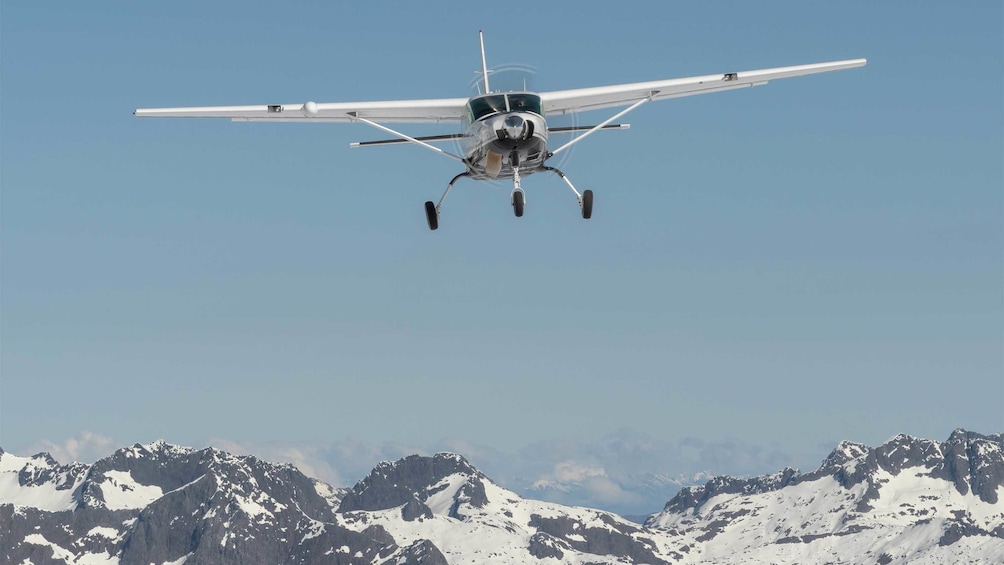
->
507, 93, 542, 115
467, 93, 544, 122
468, 95, 507, 121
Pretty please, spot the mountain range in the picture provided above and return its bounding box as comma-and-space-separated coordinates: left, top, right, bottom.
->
2, 429, 1002, 564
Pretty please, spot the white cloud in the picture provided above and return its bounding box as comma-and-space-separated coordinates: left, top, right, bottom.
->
551, 460, 607, 483
527, 459, 650, 510
28, 431, 118, 464
580, 476, 641, 507
205, 438, 344, 486
203, 437, 435, 489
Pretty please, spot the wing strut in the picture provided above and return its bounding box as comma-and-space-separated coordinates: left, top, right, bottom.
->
349, 114, 465, 163
351, 133, 464, 148
549, 124, 630, 134
547, 96, 652, 157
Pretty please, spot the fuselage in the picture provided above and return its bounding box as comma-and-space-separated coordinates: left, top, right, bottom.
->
461, 92, 548, 179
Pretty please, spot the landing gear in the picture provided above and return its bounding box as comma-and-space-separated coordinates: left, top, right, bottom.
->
425, 166, 592, 229
424, 201, 438, 230
511, 165, 525, 218
512, 190, 525, 217
581, 189, 593, 219
425, 172, 469, 231
543, 166, 593, 220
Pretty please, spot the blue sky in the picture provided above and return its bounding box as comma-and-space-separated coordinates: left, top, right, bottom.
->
2, 2, 1001, 513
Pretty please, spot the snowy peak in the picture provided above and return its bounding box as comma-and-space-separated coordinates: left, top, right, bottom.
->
821, 440, 870, 469
834, 430, 1004, 506
939, 429, 1004, 504
3, 431, 1003, 564
80, 442, 204, 510
3, 441, 336, 519
121, 439, 196, 459
0, 449, 89, 511
337, 452, 488, 516
334, 453, 676, 564
658, 430, 1004, 519
646, 430, 1004, 564
873, 433, 943, 474
2, 442, 396, 565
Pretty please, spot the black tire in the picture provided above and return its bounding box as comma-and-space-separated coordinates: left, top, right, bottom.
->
424, 201, 438, 230
513, 191, 525, 217
581, 189, 593, 219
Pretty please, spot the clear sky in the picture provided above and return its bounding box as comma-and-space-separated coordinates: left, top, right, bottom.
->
2, 2, 1001, 512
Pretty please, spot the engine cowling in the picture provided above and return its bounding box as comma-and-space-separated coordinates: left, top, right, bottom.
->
497, 114, 536, 141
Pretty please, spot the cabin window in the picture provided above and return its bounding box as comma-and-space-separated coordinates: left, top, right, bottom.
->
467, 95, 507, 120
506, 93, 542, 116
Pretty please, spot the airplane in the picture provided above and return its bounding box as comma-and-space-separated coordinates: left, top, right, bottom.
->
134, 32, 866, 230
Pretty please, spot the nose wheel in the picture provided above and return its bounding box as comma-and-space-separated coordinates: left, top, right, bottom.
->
512, 190, 525, 217
511, 165, 525, 218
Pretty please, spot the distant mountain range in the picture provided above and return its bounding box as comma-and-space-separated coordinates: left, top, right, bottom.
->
2, 430, 1001, 564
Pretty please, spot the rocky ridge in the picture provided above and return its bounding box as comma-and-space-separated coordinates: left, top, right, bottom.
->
2, 430, 1002, 564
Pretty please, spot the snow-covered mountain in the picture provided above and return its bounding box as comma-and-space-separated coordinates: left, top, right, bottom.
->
2, 430, 1002, 564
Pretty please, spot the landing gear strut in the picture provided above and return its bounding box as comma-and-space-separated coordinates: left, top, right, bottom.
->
543, 166, 593, 219
425, 172, 469, 231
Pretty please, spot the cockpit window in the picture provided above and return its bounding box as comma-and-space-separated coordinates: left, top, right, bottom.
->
468, 95, 507, 120
507, 93, 542, 116
467, 93, 544, 121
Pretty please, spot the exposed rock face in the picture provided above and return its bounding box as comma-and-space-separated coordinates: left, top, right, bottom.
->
1, 442, 400, 565
395, 539, 449, 565
527, 532, 568, 559
528, 513, 669, 565
646, 430, 1004, 564
941, 429, 1004, 504
401, 497, 434, 522
660, 467, 799, 515
12, 452, 88, 494
3, 430, 1003, 564
338, 453, 488, 514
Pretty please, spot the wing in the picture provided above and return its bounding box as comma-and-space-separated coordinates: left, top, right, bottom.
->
134, 97, 468, 124
539, 59, 866, 115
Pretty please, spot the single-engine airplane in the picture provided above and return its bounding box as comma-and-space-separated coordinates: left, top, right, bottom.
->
135, 32, 865, 230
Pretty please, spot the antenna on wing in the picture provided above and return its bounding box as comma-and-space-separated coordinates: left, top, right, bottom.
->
478, 30, 491, 93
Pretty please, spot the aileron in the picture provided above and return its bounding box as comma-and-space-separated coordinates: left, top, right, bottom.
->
135, 97, 468, 124
540, 59, 866, 115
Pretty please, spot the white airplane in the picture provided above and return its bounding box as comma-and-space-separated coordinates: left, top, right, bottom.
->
135, 32, 865, 230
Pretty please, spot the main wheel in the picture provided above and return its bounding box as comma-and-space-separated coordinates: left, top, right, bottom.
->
424, 201, 438, 230
581, 189, 593, 219
512, 191, 525, 217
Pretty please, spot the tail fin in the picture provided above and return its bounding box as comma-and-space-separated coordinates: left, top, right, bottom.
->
479, 30, 490, 93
